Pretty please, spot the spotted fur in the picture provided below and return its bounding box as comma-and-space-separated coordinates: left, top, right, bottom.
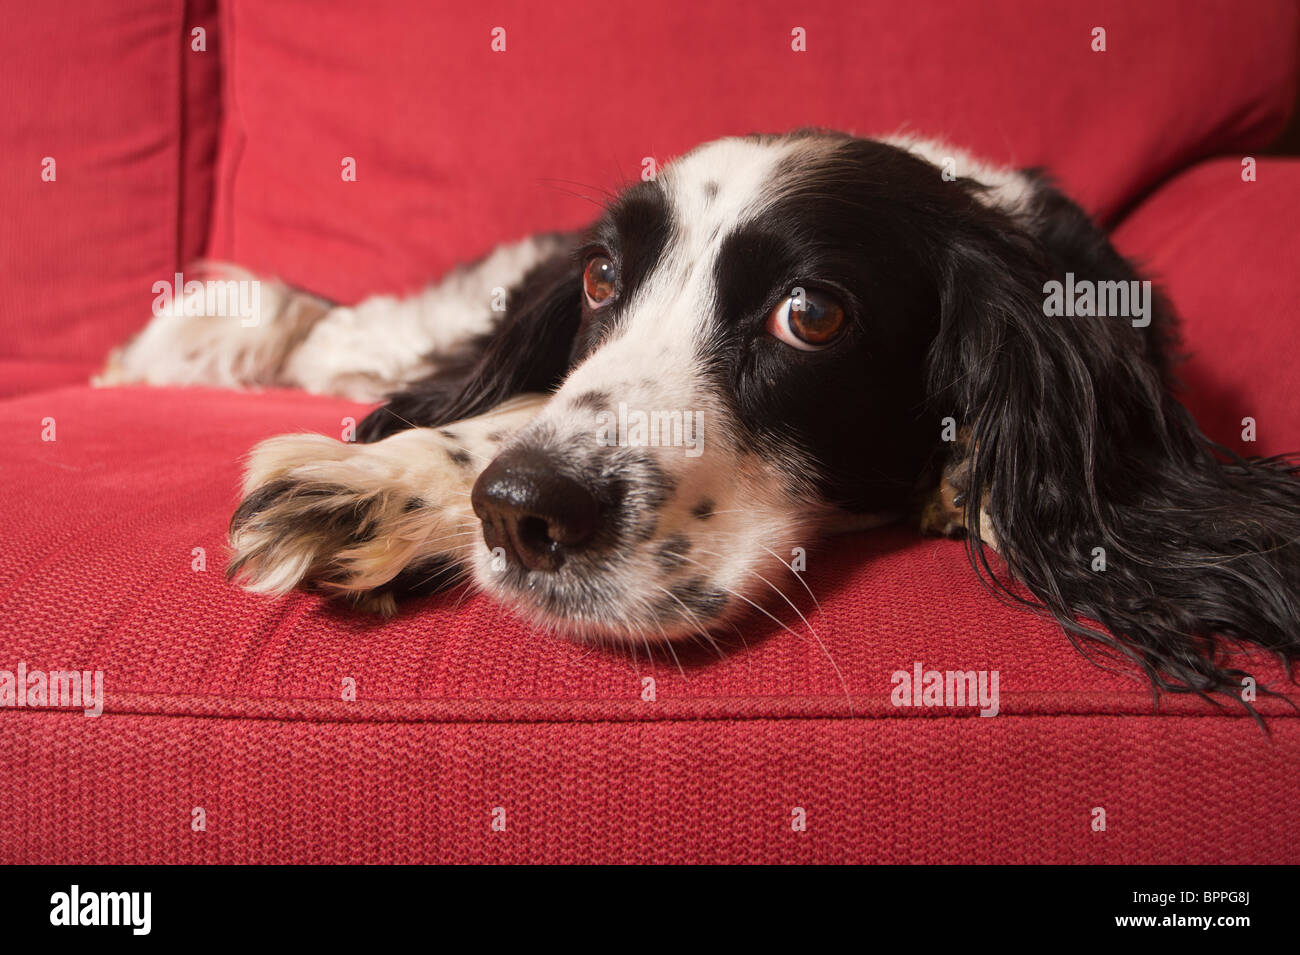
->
103, 130, 1300, 706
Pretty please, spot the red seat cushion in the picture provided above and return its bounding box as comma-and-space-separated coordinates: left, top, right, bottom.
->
1, 381, 1296, 863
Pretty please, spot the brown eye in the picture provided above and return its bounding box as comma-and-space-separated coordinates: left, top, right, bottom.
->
583, 254, 617, 307
766, 288, 846, 350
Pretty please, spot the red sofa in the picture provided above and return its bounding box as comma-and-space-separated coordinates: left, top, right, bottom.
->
2, 1, 1299, 864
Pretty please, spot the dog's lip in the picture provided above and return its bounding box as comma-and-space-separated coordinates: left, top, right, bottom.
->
475, 546, 736, 642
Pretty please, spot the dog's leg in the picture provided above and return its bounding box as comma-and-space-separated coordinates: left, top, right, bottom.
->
917, 429, 999, 551
280, 234, 572, 400
96, 234, 570, 400
94, 267, 334, 392
227, 393, 545, 614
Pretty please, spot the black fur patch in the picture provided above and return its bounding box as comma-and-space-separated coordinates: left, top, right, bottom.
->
230, 480, 375, 544
571, 180, 673, 359
673, 577, 729, 620
655, 534, 690, 572
227, 480, 380, 583
705, 139, 941, 512
356, 233, 586, 442
373, 555, 464, 599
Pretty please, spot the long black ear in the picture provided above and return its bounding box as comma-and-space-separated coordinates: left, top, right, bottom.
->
930, 184, 1300, 708
357, 236, 584, 442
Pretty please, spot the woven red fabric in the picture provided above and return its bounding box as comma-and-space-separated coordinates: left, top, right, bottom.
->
2, 2, 1298, 863
4, 712, 1297, 864
1, 378, 1297, 863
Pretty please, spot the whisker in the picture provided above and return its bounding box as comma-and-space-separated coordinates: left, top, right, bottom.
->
651, 583, 716, 659
377, 404, 423, 433
415, 529, 481, 550
649, 615, 686, 678
670, 548, 852, 712
759, 544, 822, 611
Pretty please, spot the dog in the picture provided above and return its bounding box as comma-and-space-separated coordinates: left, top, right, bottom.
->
99, 129, 1300, 705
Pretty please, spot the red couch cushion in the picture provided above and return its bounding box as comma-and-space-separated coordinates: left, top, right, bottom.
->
1114, 157, 1300, 458
209, 0, 1298, 304
3, 3, 1299, 864
0, 1, 221, 384
5, 710, 1295, 864
1, 380, 1296, 863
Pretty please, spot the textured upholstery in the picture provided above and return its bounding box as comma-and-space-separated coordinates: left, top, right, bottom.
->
1, 1, 1297, 863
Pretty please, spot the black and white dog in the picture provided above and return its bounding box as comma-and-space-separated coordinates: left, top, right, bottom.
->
101, 130, 1300, 702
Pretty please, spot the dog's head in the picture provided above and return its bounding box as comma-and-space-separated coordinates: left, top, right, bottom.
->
354, 129, 1300, 703
457, 130, 1069, 641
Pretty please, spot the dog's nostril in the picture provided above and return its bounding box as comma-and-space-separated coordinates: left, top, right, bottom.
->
471, 449, 600, 573
516, 515, 558, 559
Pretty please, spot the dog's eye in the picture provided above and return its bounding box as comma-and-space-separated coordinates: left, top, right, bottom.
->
583, 255, 617, 307
766, 289, 846, 350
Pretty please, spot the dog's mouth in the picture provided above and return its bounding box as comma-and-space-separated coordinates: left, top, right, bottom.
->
463, 437, 712, 639
464, 472, 823, 645
470, 543, 736, 643
466, 476, 741, 642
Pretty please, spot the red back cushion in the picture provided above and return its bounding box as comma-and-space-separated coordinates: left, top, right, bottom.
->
209, 0, 1298, 304
1114, 158, 1300, 456
0, 0, 220, 373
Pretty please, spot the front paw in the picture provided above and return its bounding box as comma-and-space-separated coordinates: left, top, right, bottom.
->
227, 436, 458, 614
228, 476, 373, 590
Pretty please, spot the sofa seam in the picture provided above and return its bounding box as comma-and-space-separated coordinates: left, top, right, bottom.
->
2, 707, 1291, 727
174, 0, 187, 270
217, 0, 244, 258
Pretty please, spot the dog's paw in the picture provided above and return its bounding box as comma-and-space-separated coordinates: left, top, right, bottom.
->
227, 433, 475, 614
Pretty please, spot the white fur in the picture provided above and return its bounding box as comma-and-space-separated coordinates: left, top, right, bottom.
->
94, 266, 329, 391
283, 233, 569, 400
882, 132, 1036, 214
97, 234, 566, 401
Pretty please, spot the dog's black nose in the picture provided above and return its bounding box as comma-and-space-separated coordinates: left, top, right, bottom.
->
471, 448, 599, 572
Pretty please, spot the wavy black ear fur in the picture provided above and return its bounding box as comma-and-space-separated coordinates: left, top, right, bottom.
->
357, 237, 584, 442
931, 177, 1300, 710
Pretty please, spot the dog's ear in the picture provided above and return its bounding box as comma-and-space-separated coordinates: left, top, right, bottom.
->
358, 237, 584, 441
929, 191, 1300, 705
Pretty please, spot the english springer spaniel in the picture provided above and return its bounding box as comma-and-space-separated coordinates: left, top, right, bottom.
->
100, 130, 1300, 705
